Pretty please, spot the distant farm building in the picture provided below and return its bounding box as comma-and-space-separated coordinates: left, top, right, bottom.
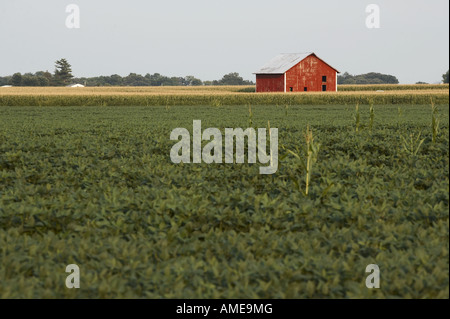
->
67, 84, 85, 88
254, 53, 339, 93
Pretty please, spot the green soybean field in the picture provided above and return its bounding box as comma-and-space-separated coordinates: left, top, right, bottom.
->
0, 103, 448, 298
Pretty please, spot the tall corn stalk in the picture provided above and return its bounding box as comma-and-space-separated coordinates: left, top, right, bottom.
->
304, 126, 314, 195
431, 97, 440, 144
369, 100, 375, 133
268, 120, 273, 166
355, 103, 360, 133
286, 125, 320, 196
401, 132, 425, 156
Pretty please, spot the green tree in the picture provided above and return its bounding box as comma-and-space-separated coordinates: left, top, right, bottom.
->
109, 74, 123, 86
443, 70, 449, 84
36, 71, 53, 85
221, 72, 243, 85
22, 74, 40, 86
11, 73, 22, 86
0, 76, 11, 86
37, 76, 50, 86
53, 58, 74, 86
184, 75, 203, 86
123, 73, 147, 86
218, 72, 253, 85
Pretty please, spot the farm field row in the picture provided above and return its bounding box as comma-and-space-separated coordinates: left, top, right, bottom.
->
0, 84, 448, 95
338, 84, 449, 91
0, 87, 448, 106
0, 104, 448, 298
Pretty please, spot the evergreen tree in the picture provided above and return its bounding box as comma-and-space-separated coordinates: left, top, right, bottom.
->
53, 58, 74, 86
443, 70, 449, 84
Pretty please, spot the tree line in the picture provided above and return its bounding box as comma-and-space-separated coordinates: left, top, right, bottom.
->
338, 70, 449, 85
0, 59, 75, 87
0, 59, 254, 87
338, 72, 399, 85
72, 72, 253, 87
2, 58, 447, 87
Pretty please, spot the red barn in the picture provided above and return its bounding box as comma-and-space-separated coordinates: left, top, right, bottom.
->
254, 53, 339, 93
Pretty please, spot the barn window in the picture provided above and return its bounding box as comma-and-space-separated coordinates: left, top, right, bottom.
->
322, 85, 327, 91
304, 87, 308, 92
322, 76, 327, 82
289, 87, 293, 92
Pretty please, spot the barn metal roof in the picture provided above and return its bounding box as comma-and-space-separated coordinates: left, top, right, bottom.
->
253, 52, 339, 74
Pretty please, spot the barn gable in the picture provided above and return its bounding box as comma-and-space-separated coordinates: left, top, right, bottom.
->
254, 53, 339, 75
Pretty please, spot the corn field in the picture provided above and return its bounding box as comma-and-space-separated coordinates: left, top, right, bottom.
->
0, 85, 448, 106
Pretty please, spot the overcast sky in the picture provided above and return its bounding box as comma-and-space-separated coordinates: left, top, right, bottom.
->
0, 0, 448, 83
